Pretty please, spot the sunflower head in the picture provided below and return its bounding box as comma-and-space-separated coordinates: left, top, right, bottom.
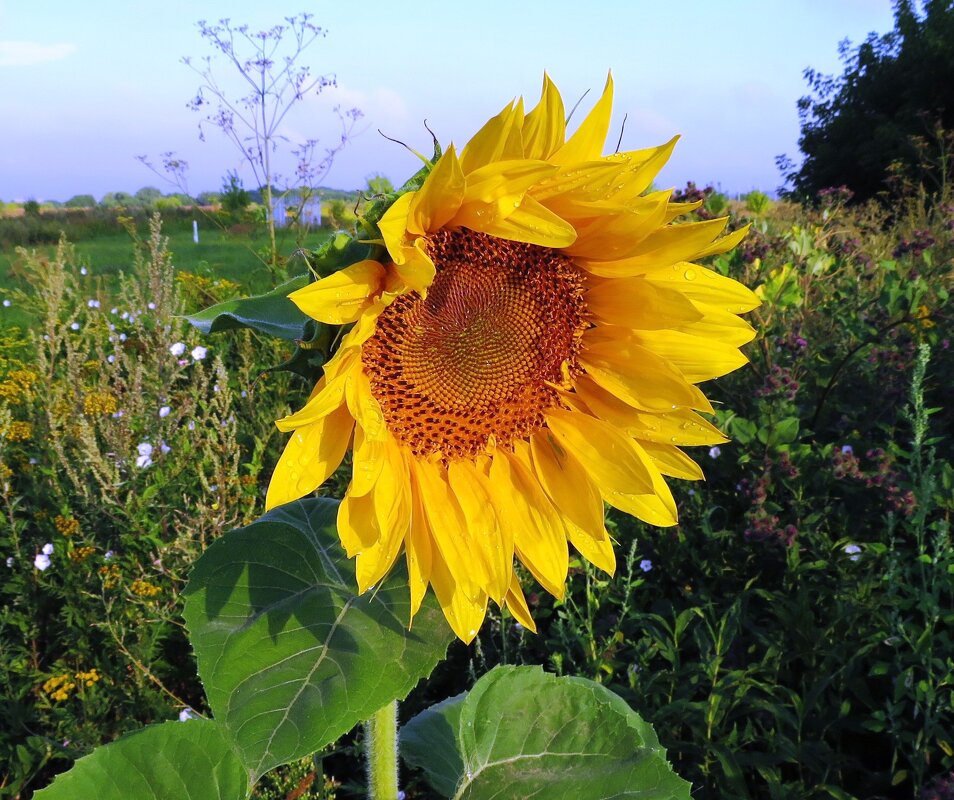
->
267, 74, 759, 642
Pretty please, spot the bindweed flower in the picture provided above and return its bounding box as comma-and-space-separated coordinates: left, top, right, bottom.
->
2, 299, 11, 307
266, 75, 757, 641
843, 543, 862, 561
42, 543, 54, 556
148, 302, 156, 310
88, 299, 101, 308
70, 322, 80, 331
80, 267, 88, 276
639, 559, 653, 572
5, 556, 13, 567
35, 553, 51, 571
169, 342, 186, 357
160, 441, 171, 455
709, 446, 722, 459
178, 708, 197, 722
136, 442, 154, 469
159, 406, 171, 418
841, 445, 853, 455
191, 345, 208, 361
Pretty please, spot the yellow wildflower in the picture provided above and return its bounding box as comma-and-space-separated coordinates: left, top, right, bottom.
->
82, 391, 119, 416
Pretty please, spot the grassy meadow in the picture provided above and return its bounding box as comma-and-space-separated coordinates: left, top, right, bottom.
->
0, 190, 952, 799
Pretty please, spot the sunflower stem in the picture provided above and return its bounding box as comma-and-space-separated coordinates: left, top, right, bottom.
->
365, 700, 399, 800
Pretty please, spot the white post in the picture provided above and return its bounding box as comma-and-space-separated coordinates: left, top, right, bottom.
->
193, 220, 199, 244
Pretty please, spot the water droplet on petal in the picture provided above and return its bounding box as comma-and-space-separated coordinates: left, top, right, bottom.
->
684, 269, 696, 281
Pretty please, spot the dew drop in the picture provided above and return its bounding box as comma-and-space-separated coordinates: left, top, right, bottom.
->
290, 471, 300, 482
684, 269, 697, 281
670, 436, 677, 442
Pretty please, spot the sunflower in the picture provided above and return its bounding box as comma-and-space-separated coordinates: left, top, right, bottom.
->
266, 74, 759, 642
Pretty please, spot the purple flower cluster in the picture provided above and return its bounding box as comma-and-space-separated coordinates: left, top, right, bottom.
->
755, 365, 799, 401
893, 229, 937, 259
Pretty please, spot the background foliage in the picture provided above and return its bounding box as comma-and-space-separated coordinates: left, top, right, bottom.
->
0, 172, 952, 799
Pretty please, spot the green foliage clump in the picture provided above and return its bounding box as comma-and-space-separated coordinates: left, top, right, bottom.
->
0, 218, 301, 797
784, 0, 954, 202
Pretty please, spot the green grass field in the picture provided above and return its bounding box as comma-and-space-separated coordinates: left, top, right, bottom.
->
0, 224, 332, 291
0, 223, 332, 329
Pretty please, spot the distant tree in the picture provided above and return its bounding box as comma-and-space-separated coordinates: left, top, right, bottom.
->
64, 194, 96, 208
781, 0, 954, 202
134, 186, 164, 207
220, 171, 251, 216
22, 200, 40, 217
155, 196, 183, 212
101, 192, 135, 209
196, 191, 222, 206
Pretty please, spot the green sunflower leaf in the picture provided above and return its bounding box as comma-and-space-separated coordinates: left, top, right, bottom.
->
33, 719, 250, 800
183, 497, 453, 781
185, 273, 311, 340
401, 665, 691, 800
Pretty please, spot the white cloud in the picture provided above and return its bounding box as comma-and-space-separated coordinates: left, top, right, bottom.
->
0, 40, 75, 67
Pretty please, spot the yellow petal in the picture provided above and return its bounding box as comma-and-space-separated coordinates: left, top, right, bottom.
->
371, 438, 411, 560
585, 275, 704, 330
600, 136, 679, 202
275, 371, 349, 432
522, 73, 565, 161
529, 429, 608, 546
389, 239, 437, 296
504, 572, 537, 633
459, 100, 524, 175
545, 407, 654, 498
447, 460, 510, 604
630, 329, 749, 382
406, 488, 433, 623
337, 487, 379, 557
552, 72, 614, 164
693, 223, 750, 259
288, 260, 384, 324
638, 440, 705, 480
265, 404, 354, 510
378, 192, 415, 264
567, 525, 616, 575
429, 545, 488, 644
572, 375, 728, 446
644, 263, 761, 313
410, 458, 482, 600
581, 217, 732, 274
674, 304, 757, 347
345, 368, 386, 441
455, 194, 577, 248
461, 159, 559, 205
350, 426, 386, 497
580, 333, 710, 412
488, 448, 568, 599
608, 443, 679, 527
565, 192, 670, 260
408, 144, 465, 234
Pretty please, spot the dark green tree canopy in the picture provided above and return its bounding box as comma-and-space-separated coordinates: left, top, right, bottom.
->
781, 0, 954, 202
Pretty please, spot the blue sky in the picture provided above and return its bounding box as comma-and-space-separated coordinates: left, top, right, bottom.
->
1, 0, 896, 202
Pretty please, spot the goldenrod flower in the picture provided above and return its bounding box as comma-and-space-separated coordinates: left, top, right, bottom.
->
266, 75, 758, 641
